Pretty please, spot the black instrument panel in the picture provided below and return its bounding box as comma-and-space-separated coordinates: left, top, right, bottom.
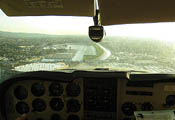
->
2, 72, 175, 120
4, 76, 118, 120
5, 79, 84, 120
84, 78, 117, 120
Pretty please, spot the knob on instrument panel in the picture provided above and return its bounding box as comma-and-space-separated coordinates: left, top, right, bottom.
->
166, 95, 175, 106
121, 102, 136, 116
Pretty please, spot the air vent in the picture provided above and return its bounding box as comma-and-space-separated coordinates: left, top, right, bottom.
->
126, 81, 153, 88
126, 91, 153, 96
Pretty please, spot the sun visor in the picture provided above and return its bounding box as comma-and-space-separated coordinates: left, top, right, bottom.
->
99, 0, 175, 25
0, 0, 94, 16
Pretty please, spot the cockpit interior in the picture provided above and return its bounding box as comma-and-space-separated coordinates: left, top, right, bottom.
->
1, 0, 175, 120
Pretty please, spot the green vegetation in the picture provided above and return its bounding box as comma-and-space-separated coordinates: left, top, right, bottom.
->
0, 31, 101, 69
1, 30, 175, 77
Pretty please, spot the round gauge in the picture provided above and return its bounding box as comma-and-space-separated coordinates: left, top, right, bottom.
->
51, 114, 61, 120
67, 99, 81, 113
14, 85, 28, 100
67, 115, 80, 120
16, 102, 30, 114
50, 98, 64, 111
66, 83, 81, 97
166, 95, 175, 106
121, 102, 137, 116
49, 83, 63, 96
141, 102, 153, 111
31, 82, 45, 97
32, 98, 46, 112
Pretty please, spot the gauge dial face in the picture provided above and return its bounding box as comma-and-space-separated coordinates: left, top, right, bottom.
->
14, 85, 28, 100
32, 98, 46, 112
49, 83, 63, 96
166, 95, 175, 106
121, 102, 136, 116
16, 102, 30, 114
67, 99, 81, 113
31, 82, 45, 97
50, 98, 64, 111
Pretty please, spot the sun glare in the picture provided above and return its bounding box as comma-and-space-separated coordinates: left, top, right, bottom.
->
1, 9, 175, 42
105, 23, 175, 42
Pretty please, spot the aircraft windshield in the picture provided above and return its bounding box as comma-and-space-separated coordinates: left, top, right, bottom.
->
1, 9, 175, 81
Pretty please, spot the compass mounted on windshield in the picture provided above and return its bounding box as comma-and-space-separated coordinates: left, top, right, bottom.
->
89, 9, 105, 42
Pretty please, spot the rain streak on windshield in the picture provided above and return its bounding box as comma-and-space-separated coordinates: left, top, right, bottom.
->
1, 9, 175, 81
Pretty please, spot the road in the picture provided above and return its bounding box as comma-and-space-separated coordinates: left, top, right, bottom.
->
96, 43, 111, 60
72, 46, 86, 62
71, 43, 111, 61
13, 43, 111, 72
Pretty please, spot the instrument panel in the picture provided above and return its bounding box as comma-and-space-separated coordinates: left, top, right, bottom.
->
118, 80, 175, 120
5, 79, 84, 120
1, 72, 175, 120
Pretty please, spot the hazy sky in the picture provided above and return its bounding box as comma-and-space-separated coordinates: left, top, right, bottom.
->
1, 9, 175, 42
0, 9, 93, 35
